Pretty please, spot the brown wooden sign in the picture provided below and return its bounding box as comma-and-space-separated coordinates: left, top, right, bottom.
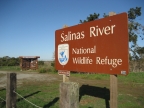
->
55, 12, 129, 75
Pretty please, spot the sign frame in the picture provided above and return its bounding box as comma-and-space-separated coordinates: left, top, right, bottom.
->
55, 12, 129, 75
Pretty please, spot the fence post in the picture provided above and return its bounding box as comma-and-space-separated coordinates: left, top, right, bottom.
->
60, 82, 79, 108
6, 73, 17, 108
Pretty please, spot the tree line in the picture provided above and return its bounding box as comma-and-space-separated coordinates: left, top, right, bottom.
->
0, 56, 19, 66
0, 56, 45, 66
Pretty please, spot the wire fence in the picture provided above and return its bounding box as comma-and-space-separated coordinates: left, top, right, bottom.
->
0, 86, 6, 104
0, 74, 6, 103
13, 90, 42, 108
0, 73, 44, 108
0, 96, 5, 102
0, 85, 45, 108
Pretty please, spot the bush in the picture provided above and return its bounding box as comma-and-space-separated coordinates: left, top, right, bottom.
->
38, 63, 58, 73
51, 62, 55, 67
38, 61, 44, 66
53, 68, 58, 73
47, 68, 52, 72
38, 67, 47, 73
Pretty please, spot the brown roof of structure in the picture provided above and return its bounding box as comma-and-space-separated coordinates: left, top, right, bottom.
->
19, 56, 40, 58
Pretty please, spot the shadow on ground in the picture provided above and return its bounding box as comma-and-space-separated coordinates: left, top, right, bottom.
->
17, 91, 59, 108
0, 101, 5, 108
17, 91, 41, 102
79, 85, 110, 108
0, 90, 59, 108
43, 97, 59, 108
0, 88, 5, 91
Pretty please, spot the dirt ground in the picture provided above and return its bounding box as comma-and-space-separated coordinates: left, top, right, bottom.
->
0, 71, 63, 87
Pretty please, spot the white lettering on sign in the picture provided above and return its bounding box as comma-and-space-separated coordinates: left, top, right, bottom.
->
60, 25, 116, 42
96, 56, 122, 68
90, 25, 116, 37
73, 57, 93, 64
61, 31, 85, 42
72, 46, 96, 54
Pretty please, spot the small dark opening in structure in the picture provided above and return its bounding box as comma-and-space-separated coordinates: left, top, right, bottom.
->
19, 56, 40, 70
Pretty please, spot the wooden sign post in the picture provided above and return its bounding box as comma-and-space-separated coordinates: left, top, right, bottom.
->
110, 74, 117, 108
109, 12, 117, 108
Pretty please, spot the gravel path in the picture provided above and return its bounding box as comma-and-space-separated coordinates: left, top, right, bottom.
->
0, 71, 61, 87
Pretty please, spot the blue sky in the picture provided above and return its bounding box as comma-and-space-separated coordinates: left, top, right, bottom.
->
0, 0, 144, 60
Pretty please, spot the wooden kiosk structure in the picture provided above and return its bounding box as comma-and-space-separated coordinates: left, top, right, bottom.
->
19, 56, 40, 70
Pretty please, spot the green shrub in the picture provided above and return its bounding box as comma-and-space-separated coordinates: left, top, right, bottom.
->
38, 64, 57, 73
38, 67, 47, 73
52, 67, 58, 73
38, 61, 44, 66
51, 62, 55, 67
47, 68, 52, 72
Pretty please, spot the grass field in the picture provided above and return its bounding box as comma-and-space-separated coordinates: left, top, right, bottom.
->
0, 69, 144, 108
